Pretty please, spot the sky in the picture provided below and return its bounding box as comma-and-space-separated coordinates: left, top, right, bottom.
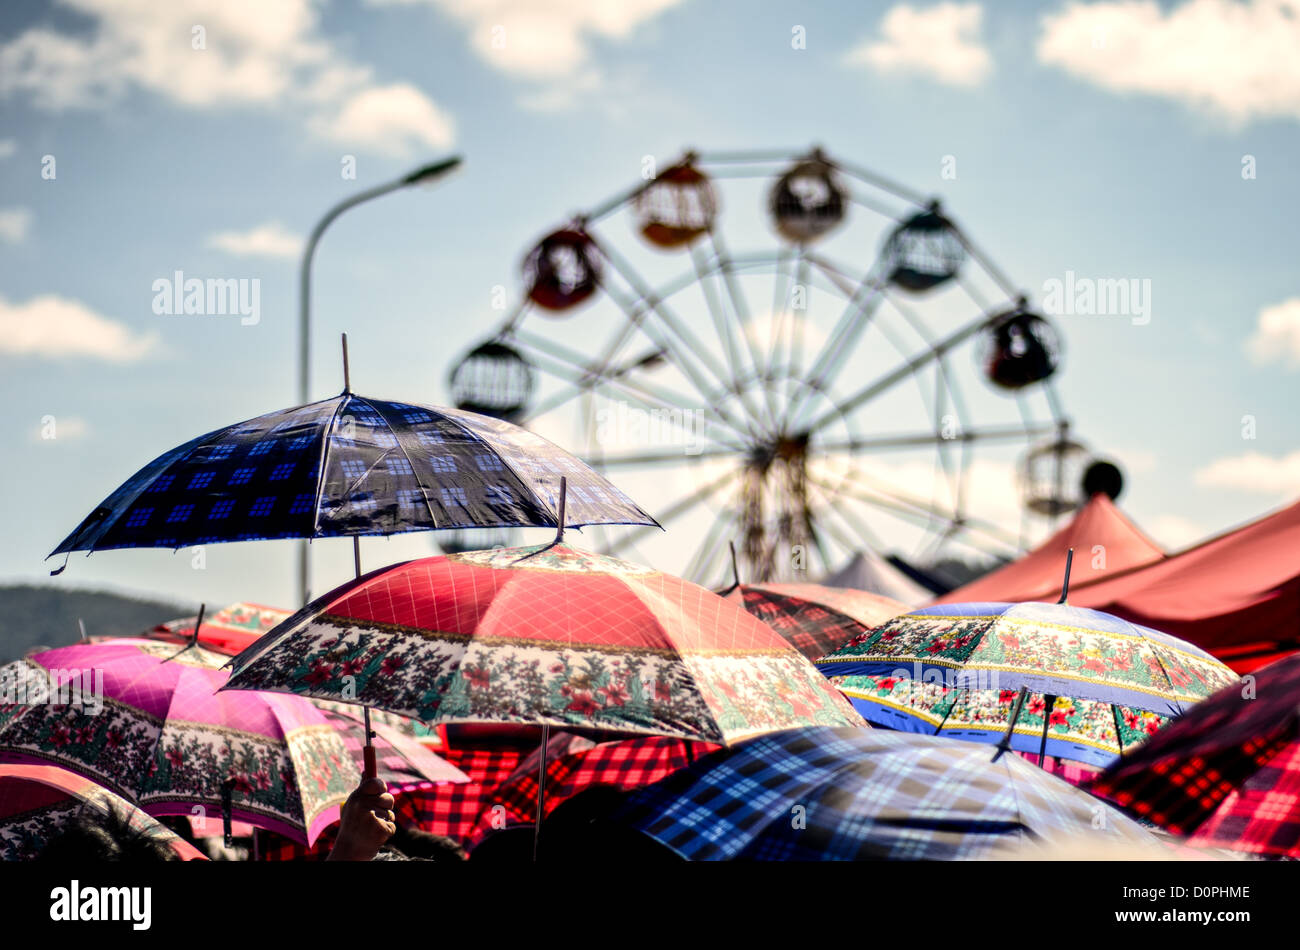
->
1, 0, 1298, 619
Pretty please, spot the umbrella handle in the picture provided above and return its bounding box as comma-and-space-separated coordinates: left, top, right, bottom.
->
362, 705, 377, 780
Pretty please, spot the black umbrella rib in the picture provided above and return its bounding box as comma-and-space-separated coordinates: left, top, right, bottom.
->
309, 394, 353, 536
357, 396, 442, 530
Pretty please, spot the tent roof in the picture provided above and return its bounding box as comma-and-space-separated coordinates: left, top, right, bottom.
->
819, 549, 931, 605
1067, 496, 1300, 652
933, 493, 1165, 605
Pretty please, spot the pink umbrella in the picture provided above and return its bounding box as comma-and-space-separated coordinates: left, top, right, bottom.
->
0, 638, 357, 845
0, 763, 206, 860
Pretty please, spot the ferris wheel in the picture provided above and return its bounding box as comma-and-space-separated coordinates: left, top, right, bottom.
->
444, 146, 1107, 585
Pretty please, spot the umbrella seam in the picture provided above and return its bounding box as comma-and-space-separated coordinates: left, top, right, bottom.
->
310, 393, 351, 537
354, 395, 441, 530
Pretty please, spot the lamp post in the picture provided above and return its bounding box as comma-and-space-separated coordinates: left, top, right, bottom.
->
297, 155, 463, 605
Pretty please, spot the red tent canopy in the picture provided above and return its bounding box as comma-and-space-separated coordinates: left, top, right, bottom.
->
1066, 496, 1300, 659
933, 494, 1165, 605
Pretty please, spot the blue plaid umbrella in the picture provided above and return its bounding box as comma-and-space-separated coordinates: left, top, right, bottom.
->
49, 393, 656, 562
611, 727, 1161, 860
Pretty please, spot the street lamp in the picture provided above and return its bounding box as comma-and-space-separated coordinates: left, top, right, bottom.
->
297, 155, 463, 604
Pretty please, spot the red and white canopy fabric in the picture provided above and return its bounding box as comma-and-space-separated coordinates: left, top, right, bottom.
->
141, 602, 293, 656
1066, 496, 1300, 664
933, 494, 1165, 605
223, 543, 866, 745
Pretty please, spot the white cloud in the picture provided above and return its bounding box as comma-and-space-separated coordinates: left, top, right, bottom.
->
1195, 450, 1300, 495
1037, 0, 1300, 124
207, 221, 303, 259
1245, 296, 1300, 367
381, 0, 684, 79
1146, 513, 1207, 551
0, 294, 159, 363
0, 208, 32, 243
0, 139, 15, 159
311, 83, 456, 156
0, 0, 455, 154
845, 2, 993, 87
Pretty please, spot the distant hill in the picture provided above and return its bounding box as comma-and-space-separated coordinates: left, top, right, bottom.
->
0, 585, 192, 663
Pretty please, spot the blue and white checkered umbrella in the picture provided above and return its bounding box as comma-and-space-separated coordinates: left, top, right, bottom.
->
49, 393, 657, 563
611, 727, 1161, 860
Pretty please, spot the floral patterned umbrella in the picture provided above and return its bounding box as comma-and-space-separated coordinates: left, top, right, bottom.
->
0, 638, 357, 845
223, 542, 866, 744
720, 582, 907, 661
816, 601, 1236, 768
0, 763, 207, 861
824, 674, 1170, 769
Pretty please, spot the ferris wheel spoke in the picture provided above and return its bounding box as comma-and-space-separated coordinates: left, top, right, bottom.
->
951, 225, 1022, 301
705, 230, 782, 432
688, 243, 770, 429
831, 156, 931, 209
590, 236, 762, 441
782, 271, 887, 432
811, 470, 1021, 553
766, 247, 794, 381
813, 424, 1056, 453
810, 474, 1015, 562
598, 467, 738, 555
806, 480, 887, 554
804, 307, 1000, 435
685, 507, 740, 587
789, 251, 812, 382
512, 335, 733, 443
589, 445, 740, 467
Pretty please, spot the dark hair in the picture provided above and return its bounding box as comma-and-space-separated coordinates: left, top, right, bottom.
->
385, 825, 467, 862
467, 826, 534, 863
36, 806, 180, 863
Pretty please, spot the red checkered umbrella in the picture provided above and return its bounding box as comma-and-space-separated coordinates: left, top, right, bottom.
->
467, 732, 719, 844
223, 542, 865, 744
390, 745, 528, 846
721, 582, 908, 661
1091, 652, 1300, 858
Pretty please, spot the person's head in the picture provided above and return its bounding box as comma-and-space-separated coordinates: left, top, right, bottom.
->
37, 806, 179, 862
384, 825, 467, 862
467, 826, 534, 863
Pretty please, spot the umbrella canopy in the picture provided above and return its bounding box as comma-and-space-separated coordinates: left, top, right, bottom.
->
1091, 652, 1300, 858
825, 673, 1170, 769
934, 494, 1165, 605
48, 394, 656, 560
721, 582, 907, 661
311, 702, 468, 787
0, 638, 357, 845
149, 602, 293, 656
223, 542, 866, 744
0, 763, 207, 861
815, 601, 1237, 718
609, 727, 1161, 860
